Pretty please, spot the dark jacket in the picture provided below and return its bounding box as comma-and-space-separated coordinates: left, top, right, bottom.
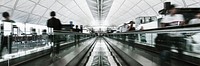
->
47, 17, 62, 30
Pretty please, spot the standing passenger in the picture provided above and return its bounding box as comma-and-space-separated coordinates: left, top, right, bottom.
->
160, 4, 186, 54
47, 11, 62, 31
121, 23, 128, 32
80, 25, 83, 33
47, 11, 61, 58
75, 25, 79, 32
128, 21, 135, 31
156, 4, 186, 66
0, 12, 15, 58
42, 29, 48, 46
120, 23, 128, 41
161, 5, 185, 27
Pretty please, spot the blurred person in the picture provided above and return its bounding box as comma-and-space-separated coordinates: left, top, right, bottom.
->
0, 12, 15, 58
74, 25, 80, 43
31, 28, 37, 43
159, 5, 186, 54
121, 23, 128, 32
161, 5, 185, 27
156, 4, 186, 66
2, 12, 15, 23
120, 23, 128, 41
47, 11, 62, 31
47, 11, 61, 59
187, 12, 200, 53
74, 25, 80, 32
127, 21, 136, 48
30, 28, 38, 47
42, 29, 47, 35
189, 12, 200, 24
128, 21, 135, 31
69, 21, 74, 32
155, 34, 172, 66
137, 25, 144, 31
80, 25, 83, 33
42, 29, 49, 45
149, 17, 153, 22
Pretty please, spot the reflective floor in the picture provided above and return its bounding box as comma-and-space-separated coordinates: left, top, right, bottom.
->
0, 37, 199, 66
0, 37, 90, 63
49, 38, 96, 66
104, 37, 197, 66
0, 41, 52, 62
86, 38, 117, 66
0, 37, 95, 66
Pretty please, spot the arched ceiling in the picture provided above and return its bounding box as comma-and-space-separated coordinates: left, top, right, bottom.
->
86, 0, 113, 24
106, 0, 200, 26
0, 0, 94, 25
0, 0, 200, 26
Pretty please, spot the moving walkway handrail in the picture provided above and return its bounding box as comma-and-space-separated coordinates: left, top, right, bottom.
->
0, 34, 94, 65
110, 24, 200, 34
107, 24, 200, 54
106, 24, 200, 65
53, 30, 93, 35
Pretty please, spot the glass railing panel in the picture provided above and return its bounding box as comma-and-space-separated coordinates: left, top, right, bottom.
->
106, 26, 200, 55
0, 30, 95, 65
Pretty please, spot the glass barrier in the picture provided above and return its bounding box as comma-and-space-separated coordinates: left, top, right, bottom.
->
105, 26, 200, 66
105, 26, 200, 55
0, 29, 95, 66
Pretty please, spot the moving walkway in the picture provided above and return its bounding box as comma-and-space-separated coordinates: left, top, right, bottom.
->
1, 24, 200, 66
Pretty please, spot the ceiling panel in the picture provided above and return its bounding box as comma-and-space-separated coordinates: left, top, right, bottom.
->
0, 0, 199, 27
12, 10, 29, 22
0, 0, 16, 8
38, 17, 48, 25
16, 0, 35, 13
144, 0, 161, 6
50, 2, 63, 12
145, 8, 158, 16
29, 0, 40, 3
39, 0, 55, 8
32, 5, 47, 16
137, 1, 150, 10
58, 0, 73, 5
26, 14, 41, 24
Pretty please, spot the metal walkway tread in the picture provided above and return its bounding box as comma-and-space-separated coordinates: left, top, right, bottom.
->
86, 38, 117, 66
105, 37, 198, 66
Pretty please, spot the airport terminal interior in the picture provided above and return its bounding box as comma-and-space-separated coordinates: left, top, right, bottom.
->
1, 0, 200, 66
